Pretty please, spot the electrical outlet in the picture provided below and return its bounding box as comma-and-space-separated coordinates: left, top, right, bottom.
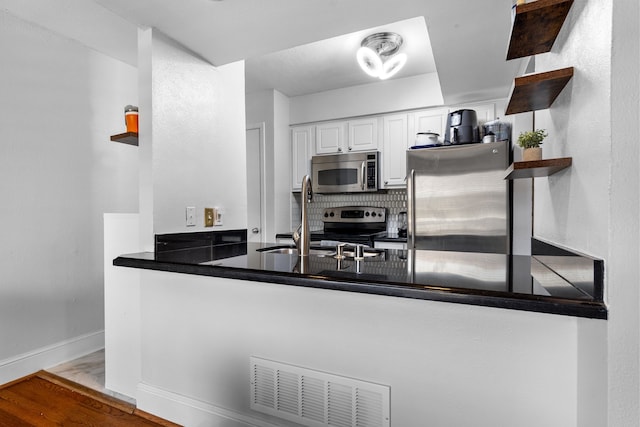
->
186, 206, 196, 227
204, 208, 214, 227
214, 207, 223, 226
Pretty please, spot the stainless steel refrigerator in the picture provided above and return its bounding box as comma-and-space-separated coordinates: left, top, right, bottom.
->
406, 140, 510, 254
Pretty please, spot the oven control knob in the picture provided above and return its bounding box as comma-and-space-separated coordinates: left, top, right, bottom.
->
365, 212, 370, 217
372, 212, 377, 217
330, 212, 335, 217
324, 212, 329, 218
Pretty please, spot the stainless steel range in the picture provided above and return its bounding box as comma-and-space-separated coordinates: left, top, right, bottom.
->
311, 206, 387, 246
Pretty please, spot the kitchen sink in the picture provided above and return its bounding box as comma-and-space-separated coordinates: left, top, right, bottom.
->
262, 247, 297, 255
339, 249, 382, 258
257, 245, 335, 257
257, 245, 384, 259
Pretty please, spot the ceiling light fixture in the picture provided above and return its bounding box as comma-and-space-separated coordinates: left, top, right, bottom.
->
356, 32, 407, 80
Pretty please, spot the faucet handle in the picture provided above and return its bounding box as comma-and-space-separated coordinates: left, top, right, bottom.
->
293, 224, 301, 245
304, 175, 313, 202
335, 243, 348, 259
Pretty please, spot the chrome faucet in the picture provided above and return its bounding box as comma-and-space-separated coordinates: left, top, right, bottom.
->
293, 175, 313, 256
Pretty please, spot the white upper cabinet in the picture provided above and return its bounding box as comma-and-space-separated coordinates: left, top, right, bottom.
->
382, 114, 409, 188
382, 108, 448, 189
291, 125, 314, 191
314, 118, 378, 155
315, 121, 346, 154
347, 117, 379, 152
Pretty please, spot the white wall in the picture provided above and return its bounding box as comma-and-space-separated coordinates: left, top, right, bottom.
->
533, 0, 639, 424
290, 73, 443, 124
607, 1, 640, 425
136, 271, 605, 427
103, 213, 140, 398
0, 10, 138, 381
246, 89, 291, 240
534, 2, 612, 254
139, 29, 247, 237
273, 90, 292, 236
138, 29, 154, 251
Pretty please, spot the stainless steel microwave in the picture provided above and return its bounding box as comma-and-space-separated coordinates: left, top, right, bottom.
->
311, 151, 379, 193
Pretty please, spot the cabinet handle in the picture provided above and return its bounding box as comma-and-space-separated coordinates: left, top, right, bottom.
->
348, 146, 352, 151
337, 147, 342, 152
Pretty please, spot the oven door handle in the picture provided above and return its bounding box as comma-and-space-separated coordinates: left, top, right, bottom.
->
360, 161, 366, 191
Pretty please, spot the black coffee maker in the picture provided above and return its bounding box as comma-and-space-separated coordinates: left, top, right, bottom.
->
444, 109, 479, 145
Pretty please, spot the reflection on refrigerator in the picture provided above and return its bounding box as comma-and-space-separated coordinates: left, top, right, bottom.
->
406, 140, 510, 254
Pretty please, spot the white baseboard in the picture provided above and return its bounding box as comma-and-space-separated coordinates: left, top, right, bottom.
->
0, 330, 104, 385
137, 382, 286, 427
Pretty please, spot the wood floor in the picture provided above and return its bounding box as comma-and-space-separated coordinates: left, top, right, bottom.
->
0, 370, 181, 426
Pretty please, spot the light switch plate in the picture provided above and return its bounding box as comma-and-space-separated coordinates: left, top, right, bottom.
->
204, 208, 214, 227
186, 207, 196, 227
214, 207, 223, 226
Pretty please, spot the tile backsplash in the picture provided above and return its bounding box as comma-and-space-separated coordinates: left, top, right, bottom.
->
291, 189, 407, 234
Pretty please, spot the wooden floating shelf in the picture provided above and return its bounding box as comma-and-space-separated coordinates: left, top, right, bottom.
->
504, 157, 572, 180
110, 132, 138, 146
505, 67, 574, 115
507, 0, 574, 60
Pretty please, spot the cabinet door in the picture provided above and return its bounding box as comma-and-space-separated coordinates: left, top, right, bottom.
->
382, 114, 409, 188
291, 126, 313, 191
315, 122, 346, 154
347, 117, 379, 152
411, 108, 448, 145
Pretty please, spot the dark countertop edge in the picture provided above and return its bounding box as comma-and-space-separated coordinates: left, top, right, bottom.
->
113, 256, 607, 320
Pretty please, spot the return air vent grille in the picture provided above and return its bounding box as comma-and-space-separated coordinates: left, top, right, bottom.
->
250, 357, 390, 427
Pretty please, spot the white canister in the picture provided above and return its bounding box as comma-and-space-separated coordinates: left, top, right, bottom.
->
415, 132, 439, 146
483, 134, 496, 143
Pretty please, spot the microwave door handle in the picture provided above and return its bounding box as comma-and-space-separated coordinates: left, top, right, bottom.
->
361, 161, 366, 190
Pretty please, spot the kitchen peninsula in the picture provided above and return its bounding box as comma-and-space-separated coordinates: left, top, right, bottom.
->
109, 227, 607, 427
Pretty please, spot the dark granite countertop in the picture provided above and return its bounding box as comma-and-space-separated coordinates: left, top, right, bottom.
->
114, 230, 606, 319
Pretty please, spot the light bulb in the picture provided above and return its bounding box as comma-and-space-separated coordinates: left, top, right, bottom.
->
357, 47, 383, 78
379, 53, 407, 80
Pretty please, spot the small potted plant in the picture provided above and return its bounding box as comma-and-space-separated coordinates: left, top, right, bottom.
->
517, 129, 547, 161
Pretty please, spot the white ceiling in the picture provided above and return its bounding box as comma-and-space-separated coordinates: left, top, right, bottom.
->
0, 0, 525, 104
245, 16, 437, 97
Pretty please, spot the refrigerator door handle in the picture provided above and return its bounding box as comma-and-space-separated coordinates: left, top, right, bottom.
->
360, 161, 366, 190
407, 169, 415, 248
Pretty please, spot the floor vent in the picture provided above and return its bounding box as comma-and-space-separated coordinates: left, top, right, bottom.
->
250, 357, 390, 427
